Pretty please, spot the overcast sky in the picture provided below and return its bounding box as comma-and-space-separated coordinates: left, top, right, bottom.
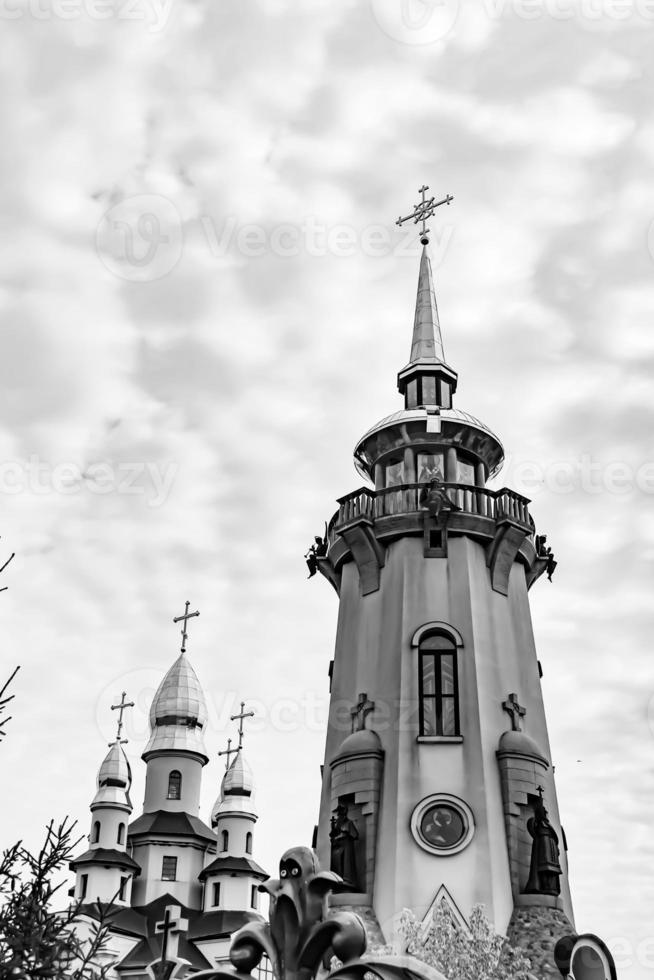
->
1, 0, 653, 976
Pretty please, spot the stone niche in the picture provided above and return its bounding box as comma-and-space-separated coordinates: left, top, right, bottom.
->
328, 729, 384, 898
496, 729, 552, 901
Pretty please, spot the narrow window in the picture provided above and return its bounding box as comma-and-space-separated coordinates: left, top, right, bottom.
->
117, 822, 125, 845
245, 832, 253, 854
419, 633, 459, 737
251, 884, 258, 909
92, 821, 100, 844
118, 876, 128, 901
167, 770, 182, 800
161, 856, 177, 881
212, 882, 221, 906
80, 874, 88, 900
221, 830, 229, 852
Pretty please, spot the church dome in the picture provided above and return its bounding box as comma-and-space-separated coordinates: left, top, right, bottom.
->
143, 653, 209, 761
333, 728, 383, 762
498, 729, 548, 764
211, 753, 256, 825
148, 652, 208, 729
92, 743, 132, 809
97, 742, 131, 788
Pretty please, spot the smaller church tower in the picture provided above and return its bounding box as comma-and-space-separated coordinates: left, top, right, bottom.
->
70, 694, 140, 906
201, 709, 267, 916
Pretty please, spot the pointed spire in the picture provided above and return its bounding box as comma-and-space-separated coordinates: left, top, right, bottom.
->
397, 245, 458, 410
410, 245, 446, 366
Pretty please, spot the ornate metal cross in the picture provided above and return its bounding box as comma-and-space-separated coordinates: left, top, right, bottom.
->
110, 690, 134, 745
502, 692, 526, 732
155, 904, 189, 967
231, 701, 255, 750
218, 737, 239, 770
173, 600, 200, 654
396, 184, 454, 245
351, 692, 375, 733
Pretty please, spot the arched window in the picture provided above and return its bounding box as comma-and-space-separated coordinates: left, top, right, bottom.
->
221, 830, 229, 852
167, 770, 182, 800
92, 821, 101, 844
246, 832, 252, 854
117, 822, 125, 845
418, 632, 460, 737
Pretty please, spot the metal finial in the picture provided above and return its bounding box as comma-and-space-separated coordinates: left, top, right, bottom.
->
218, 737, 239, 770
397, 184, 454, 245
173, 600, 200, 654
110, 690, 134, 746
230, 700, 255, 750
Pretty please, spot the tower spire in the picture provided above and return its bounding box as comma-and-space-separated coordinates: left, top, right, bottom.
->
410, 245, 446, 366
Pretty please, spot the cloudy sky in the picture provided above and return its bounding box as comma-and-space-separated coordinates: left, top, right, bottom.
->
1, 0, 653, 974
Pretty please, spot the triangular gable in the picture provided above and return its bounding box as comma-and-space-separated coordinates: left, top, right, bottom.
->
420, 885, 470, 938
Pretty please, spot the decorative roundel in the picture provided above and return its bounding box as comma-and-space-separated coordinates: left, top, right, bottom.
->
410, 794, 475, 856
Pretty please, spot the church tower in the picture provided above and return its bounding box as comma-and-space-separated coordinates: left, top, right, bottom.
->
314, 192, 574, 951
70, 727, 140, 907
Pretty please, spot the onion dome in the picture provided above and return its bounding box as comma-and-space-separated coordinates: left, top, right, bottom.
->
143, 652, 208, 761
211, 752, 256, 826
92, 742, 132, 810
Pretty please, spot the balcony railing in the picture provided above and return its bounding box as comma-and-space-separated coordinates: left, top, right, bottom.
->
329, 482, 532, 545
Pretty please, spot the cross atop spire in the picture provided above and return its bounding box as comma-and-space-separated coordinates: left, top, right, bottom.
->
110, 691, 134, 746
231, 701, 255, 750
173, 600, 200, 654
396, 185, 453, 246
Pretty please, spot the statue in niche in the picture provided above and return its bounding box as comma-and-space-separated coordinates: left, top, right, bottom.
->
329, 802, 360, 890
525, 788, 562, 896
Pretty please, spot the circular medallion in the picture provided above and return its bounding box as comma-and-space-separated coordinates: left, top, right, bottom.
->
410, 794, 475, 856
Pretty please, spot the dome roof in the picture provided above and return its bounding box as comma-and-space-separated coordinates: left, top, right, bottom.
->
148, 653, 208, 729
333, 728, 383, 762
97, 742, 131, 788
211, 752, 257, 826
92, 743, 132, 810
498, 729, 548, 764
143, 653, 208, 761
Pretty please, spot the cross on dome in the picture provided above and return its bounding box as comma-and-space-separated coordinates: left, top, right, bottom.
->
173, 600, 200, 654
502, 693, 526, 732
351, 692, 375, 733
110, 691, 134, 746
218, 737, 239, 771
231, 700, 255, 750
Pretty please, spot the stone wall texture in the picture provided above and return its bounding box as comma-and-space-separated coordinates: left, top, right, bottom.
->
507, 906, 575, 980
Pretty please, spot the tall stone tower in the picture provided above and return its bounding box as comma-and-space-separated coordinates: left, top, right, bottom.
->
314, 229, 575, 953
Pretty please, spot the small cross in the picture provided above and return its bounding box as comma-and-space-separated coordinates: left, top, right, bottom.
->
230, 700, 255, 750
351, 692, 375, 733
502, 693, 526, 732
396, 184, 454, 245
536, 784, 545, 799
155, 904, 188, 966
173, 600, 200, 654
110, 691, 134, 746
218, 737, 239, 770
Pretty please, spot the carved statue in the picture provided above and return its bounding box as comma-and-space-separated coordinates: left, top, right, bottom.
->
525, 793, 562, 896
190, 844, 436, 980
329, 803, 359, 890
418, 477, 461, 521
